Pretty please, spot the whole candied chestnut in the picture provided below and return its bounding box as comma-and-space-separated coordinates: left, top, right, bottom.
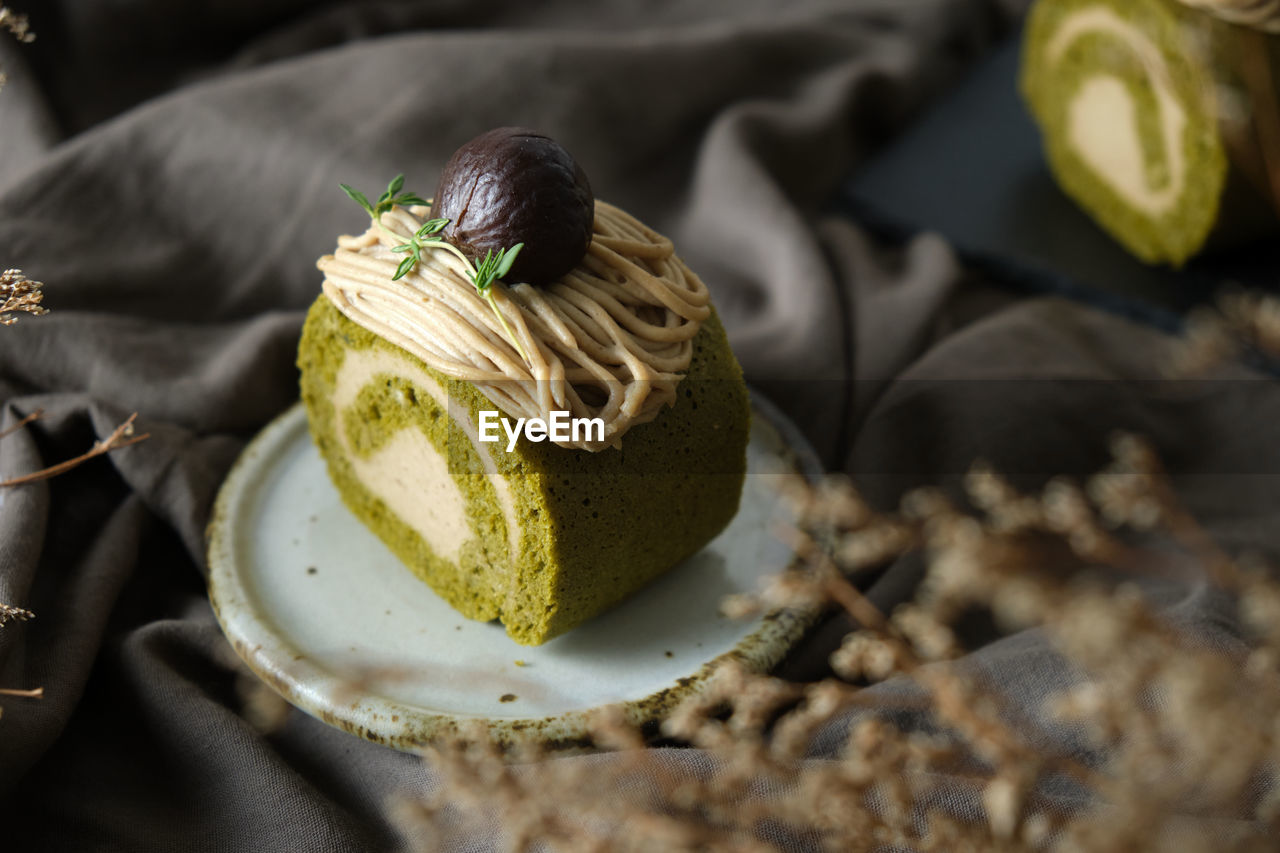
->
433, 127, 594, 286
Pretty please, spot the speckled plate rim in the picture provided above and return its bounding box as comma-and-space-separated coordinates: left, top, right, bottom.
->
207, 389, 824, 754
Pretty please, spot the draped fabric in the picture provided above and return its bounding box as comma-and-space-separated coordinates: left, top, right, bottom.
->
7, 1, 1275, 849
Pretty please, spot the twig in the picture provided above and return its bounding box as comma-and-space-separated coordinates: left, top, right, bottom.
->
0, 409, 142, 715
0, 412, 150, 488
0, 407, 41, 440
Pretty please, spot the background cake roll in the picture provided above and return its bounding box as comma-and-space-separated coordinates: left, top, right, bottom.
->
298, 276, 750, 647
1021, 0, 1280, 265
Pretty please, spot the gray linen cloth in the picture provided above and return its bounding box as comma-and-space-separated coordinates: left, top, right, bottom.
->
2, 0, 1272, 849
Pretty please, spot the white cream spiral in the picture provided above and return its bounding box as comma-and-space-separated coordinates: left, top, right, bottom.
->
316, 201, 710, 451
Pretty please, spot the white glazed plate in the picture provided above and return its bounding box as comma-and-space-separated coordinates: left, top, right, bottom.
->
208, 394, 821, 752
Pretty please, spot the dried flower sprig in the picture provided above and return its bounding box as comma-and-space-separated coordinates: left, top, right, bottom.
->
0, 6, 34, 92
1171, 289, 1280, 375
0, 602, 33, 627
0, 263, 151, 720
340, 176, 530, 362
209, 639, 292, 735
389, 434, 1280, 851
0, 269, 47, 325
0, 6, 31, 41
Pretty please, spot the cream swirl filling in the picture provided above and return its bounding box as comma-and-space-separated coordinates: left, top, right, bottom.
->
317, 202, 710, 452
330, 346, 520, 567
1048, 5, 1190, 217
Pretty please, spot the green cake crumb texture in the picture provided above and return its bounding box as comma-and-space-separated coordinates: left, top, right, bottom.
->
1020, 0, 1228, 265
297, 294, 751, 645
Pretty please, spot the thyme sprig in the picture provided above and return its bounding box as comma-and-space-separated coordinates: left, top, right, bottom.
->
472, 244, 524, 295
340, 174, 427, 220
342, 175, 461, 280
390, 216, 450, 281
341, 176, 530, 362
470, 244, 527, 361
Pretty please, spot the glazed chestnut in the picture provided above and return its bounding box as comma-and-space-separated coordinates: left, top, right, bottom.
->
433, 127, 594, 286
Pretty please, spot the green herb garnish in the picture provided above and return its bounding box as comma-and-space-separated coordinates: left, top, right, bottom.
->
470, 244, 526, 361
342, 175, 442, 281
340, 173, 429, 220
341, 176, 530, 362
390, 216, 450, 281
472, 244, 524, 294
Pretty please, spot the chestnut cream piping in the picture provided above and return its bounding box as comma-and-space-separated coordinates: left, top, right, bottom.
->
317, 201, 710, 451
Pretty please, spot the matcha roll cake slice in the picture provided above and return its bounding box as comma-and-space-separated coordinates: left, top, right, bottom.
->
299, 129, 750, 646
1021, 0, 1280, 265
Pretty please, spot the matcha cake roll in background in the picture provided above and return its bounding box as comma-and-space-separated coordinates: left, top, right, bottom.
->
1021, 0, 1280, 265
299, 129, 751, 646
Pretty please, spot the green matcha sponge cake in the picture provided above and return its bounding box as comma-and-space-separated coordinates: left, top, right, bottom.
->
1021, 0, 1280, 265
299, 128, 750, 645
298, 296, 748, 645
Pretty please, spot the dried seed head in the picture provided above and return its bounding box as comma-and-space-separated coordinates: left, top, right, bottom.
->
892, 604, 957, 661
0, 602, 34, 626
982, 774, 1022, 840
0, 7, 34, 42
719, 593, 760, 620
1168, 307, 1239, 377
380, 436, 1280, 851
831, 632, 899, 682
1221, 290, 1280, 358
0, 269, 48, 325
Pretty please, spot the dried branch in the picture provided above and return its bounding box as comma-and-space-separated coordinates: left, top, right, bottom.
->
0, 408, 146, 708
0, 407, 39, 441
0, 412, 149, 488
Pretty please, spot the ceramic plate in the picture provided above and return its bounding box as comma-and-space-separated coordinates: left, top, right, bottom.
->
208, 393, 822, 752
